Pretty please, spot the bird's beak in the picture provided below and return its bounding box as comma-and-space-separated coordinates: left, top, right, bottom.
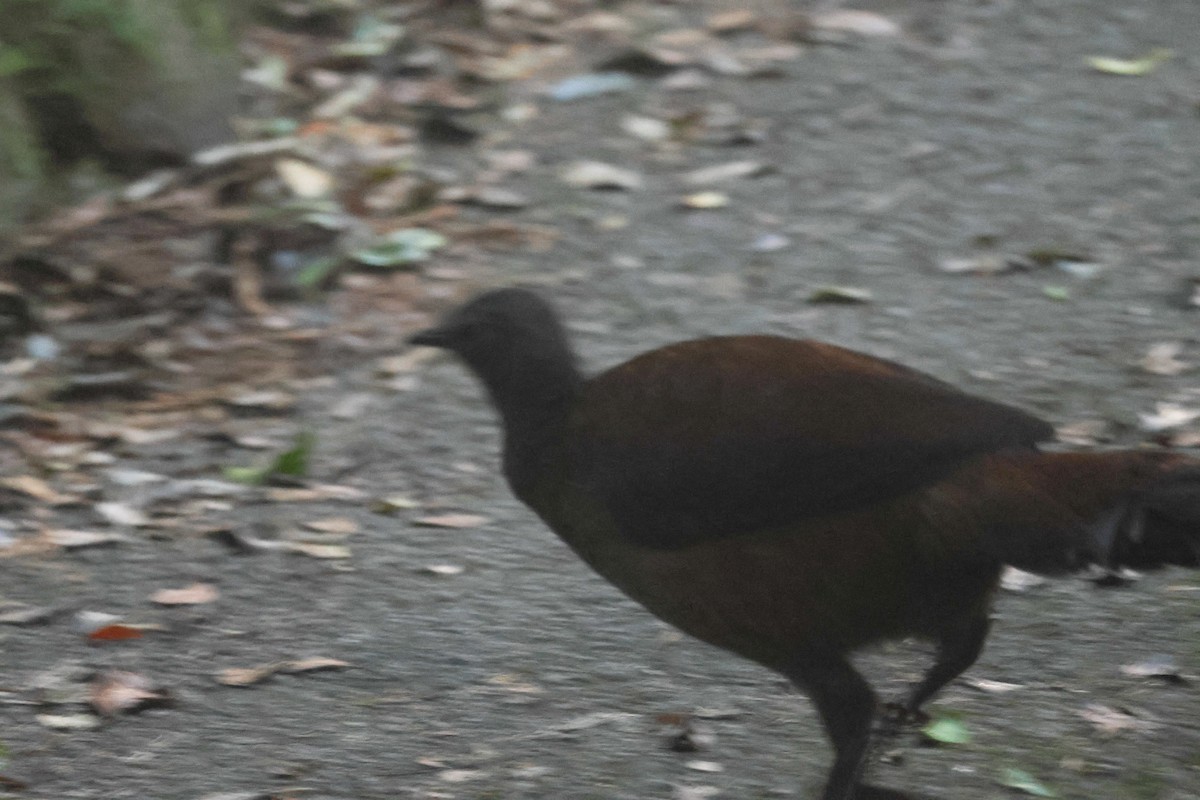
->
408, 325, 451, 348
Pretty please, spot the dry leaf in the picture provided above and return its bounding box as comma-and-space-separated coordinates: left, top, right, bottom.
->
413, 514, 489, 529
1000, 567, 1046, 593
684, 160, 767, 185
88, 624, 145, 642
90, 670, 171, 715
278, 657, 351, 674
811, 10, 900, 37
560, 161, 643, 190
217, 665, 281, 686
963, 677, 1024, 693
46, 529, 130, 549
151, 582, 219, 606
681, 191, 729, 209
303, 517, 360, 535
217, 657, 350, 686
96, 502, 149, 527
1078, 703, 1157, 736
422, 564, 464, 576
0, 475, 75, 505
0, 604, 60, 625
1120, 656, 1185, 684
1139, 402, 1200, 432
37, 713, 102, 730
283, 542, 351, 559
276, 158, 334, 198
1140, 342, 1187, 376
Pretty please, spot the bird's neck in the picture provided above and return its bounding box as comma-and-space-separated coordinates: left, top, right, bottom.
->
475, 350, 583, 496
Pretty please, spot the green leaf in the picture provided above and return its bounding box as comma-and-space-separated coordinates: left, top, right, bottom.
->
921, 711, 971, 745
1042, 285, 1070, 301
223, 432, 314, 485
223, 465, 269, 485
273, 431, 314, 477
999, 767, 1057, 797
295, 256, 342, 289
352, 228, 447, 268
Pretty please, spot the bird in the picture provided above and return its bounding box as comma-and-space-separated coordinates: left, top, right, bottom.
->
409, 287, 1200, 800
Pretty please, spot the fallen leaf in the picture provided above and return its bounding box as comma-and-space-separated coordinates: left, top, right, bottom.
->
0, 475, 75, 505
352, 229, 447, 268
413, 514, 489, 529
96, 502, 150, 527
217, 657, 350, 686
279, 657, 351, 674
1086, 48, 1172, 76
282, 541, 352, 559
90, 670, 171, 715
621, 115, 671, 142
811, 10, 901, 37
303, 517, 360, 535
45, 529, 130, 549
963, 677, 1024, 694
998, 767, 1057, 797
88, 624, 145, 642
36, 712, 102, 730
684, 160, 768, 185
1140, 342, 1187, 376
217, 665, 280, 686
421, 563, 465, 576
1000, 567, 1046, 593
685, 760, 723, 773
1139, 402, 1200, 432
706, 9, 758, 34
680, 191, 729, 210
1078, 703, 1158, 736
922, 711, 971, 745
151, 582, 219, 606
560, 161, 643, 190
1120, 656, 1185, 684
548, 72, 637, 101
0, 604, 61, 625
807, 286, 872, 304
276, 158, 334, 198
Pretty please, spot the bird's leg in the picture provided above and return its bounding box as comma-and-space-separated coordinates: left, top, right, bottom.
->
882, 614, 991, 735
787, 652, 878, 800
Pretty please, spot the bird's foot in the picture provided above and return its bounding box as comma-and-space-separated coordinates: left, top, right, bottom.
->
876, 702, 929, 737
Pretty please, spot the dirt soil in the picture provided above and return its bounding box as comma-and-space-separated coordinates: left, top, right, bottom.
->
3, 1, 1200, 799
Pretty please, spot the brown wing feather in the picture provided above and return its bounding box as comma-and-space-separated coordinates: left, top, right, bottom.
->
564, 336, 1054, 549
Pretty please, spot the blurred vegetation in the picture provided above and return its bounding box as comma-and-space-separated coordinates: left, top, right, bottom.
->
0, 0, 247, 235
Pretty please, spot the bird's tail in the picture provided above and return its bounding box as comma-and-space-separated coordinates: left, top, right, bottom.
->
920, 450, 1200, 575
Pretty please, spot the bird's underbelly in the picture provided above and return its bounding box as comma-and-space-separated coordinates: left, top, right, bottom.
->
545, 496, 981, 672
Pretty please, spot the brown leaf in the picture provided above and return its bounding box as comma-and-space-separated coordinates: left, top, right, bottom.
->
303, 516, 360, 535
88, 624, 145, 642
90, 670, 171, 715
217, 657, 350, 686
1078, 703, 1157, 737
0, 475, 76, 505
278, 657, 352, 674
150, 582, 220, 606
46, 528, 131, 549
811, 10, 900, 37
413, 514, 489, 529
217, 664, 281, 686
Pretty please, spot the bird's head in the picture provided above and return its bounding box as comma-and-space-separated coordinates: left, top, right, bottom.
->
409, 288, 580, 402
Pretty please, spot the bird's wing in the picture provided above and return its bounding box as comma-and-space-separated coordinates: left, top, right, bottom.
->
564, 336, 1054, 549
